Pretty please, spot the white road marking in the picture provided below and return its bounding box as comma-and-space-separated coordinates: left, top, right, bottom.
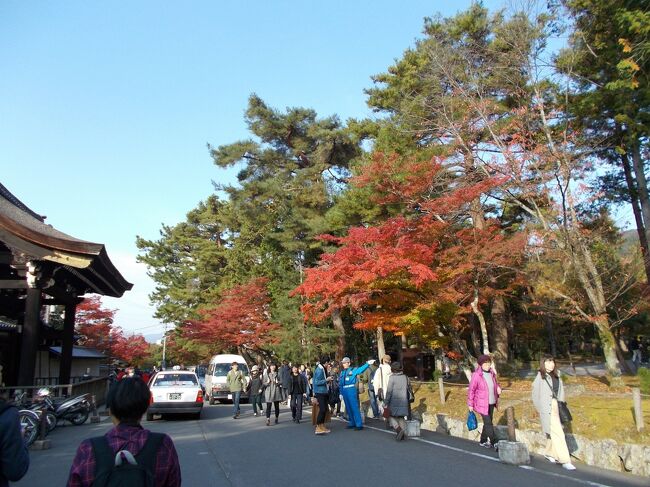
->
354, 419, 620, 487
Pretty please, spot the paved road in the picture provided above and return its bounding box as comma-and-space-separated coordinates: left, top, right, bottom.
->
15, 402, 648, 487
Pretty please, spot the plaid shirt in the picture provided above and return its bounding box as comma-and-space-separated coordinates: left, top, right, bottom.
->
67, 423, 181, 487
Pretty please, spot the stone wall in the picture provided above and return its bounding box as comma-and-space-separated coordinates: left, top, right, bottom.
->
418, 411, 650, 477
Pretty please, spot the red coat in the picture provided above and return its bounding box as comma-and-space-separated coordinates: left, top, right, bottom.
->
467, 368, 500, 416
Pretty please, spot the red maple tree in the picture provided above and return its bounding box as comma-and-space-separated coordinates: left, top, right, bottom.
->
75, 296, 118, 356
76, 295, 150, 366
183, 277, 279, 354
294, 154, 525, 349
112, 333, 150, 366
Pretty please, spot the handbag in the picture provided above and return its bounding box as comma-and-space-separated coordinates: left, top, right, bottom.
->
558, 401, 572, 424
466, 411, 478, 431
407, 378, 415, 403
382, 406, 392, 419
544, 377, 572, 424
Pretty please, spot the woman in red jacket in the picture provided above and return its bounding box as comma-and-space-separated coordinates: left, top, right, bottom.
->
467, 355, 502, 449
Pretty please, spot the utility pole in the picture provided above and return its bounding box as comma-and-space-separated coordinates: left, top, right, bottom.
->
161, 323, 168, 370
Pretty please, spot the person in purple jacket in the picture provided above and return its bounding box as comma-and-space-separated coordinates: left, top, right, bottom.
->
467, 354, 502, 449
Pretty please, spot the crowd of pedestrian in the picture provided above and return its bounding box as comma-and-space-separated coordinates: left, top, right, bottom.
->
0, 351, 589, 487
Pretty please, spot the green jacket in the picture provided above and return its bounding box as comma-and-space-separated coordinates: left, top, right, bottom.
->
226, 369, 246, 392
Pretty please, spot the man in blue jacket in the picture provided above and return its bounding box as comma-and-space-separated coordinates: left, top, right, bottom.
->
0, 397, 30, 486
339, 357, 373, 431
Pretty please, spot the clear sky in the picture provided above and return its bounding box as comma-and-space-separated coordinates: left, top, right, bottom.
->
1, 0, 510, 338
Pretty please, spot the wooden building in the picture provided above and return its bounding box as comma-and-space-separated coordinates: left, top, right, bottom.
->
0, 182, 132, 387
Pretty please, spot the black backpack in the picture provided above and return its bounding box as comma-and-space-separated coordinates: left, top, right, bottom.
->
90, 432, 164, 487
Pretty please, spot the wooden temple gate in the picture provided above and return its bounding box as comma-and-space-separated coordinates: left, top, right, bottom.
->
0, 182, 132, 388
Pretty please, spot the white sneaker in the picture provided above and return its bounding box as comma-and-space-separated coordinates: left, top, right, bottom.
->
562, 463, 576, 471
544, 455, 557, 463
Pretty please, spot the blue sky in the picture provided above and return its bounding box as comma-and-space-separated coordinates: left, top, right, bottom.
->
1, 0, 513, 338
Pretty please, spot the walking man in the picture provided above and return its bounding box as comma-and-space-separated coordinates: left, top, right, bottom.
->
288, 365, 308, 423
227, 362, 246, 419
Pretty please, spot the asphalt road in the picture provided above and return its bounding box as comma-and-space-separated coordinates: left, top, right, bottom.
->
14, 401, 648, 487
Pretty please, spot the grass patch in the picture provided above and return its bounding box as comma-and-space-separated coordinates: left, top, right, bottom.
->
412, 377, 650, 445
638, 368, 650, 395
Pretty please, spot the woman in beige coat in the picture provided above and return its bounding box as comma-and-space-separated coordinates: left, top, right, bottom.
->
531, 355, 576, 470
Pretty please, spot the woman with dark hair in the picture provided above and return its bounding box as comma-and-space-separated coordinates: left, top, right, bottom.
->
263, 363, 284, 426
312, 356, 332, 435
467, 355, 501, 448
531, 355, 576, 471
67, 377, 181, 486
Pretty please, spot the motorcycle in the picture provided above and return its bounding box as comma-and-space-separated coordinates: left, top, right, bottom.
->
35, 388, 91, 426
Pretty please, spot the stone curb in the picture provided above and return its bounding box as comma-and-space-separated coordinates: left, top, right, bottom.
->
419, 412, 650, 477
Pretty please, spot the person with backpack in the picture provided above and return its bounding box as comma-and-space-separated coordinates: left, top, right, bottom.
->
0, 394, 29, 487
226, 362, 246, 419
361, 359, 379, 419
67, 377, 180, 487
372, 354, 392, 426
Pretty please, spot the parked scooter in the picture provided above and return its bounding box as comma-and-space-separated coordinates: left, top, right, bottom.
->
35, 388, 91, 426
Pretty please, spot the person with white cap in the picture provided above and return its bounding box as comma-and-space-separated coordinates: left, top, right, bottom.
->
339, 357, 374, 430
248, 365, 263, 416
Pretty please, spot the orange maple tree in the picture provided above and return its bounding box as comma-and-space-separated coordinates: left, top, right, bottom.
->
183, 277, 279, 354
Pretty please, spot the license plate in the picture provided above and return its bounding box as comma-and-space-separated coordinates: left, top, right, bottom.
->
227, 394, 232, 400
168, 393, 182, 400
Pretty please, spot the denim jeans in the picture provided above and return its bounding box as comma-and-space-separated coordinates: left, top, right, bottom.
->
368, 389, 380, 417
231, 391, 241, 416
290, 394, 304, 420
250, 394, 263, 414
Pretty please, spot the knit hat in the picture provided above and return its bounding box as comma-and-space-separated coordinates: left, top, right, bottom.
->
341, 357, 351, 364
391, 361, 403, 372
251, 365, 259, 372
477, 354, 492, 366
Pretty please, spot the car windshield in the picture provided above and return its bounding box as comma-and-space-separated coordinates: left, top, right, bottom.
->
153, 374, 198, 387
195, 365, 207, 378
211, 363, 249, 377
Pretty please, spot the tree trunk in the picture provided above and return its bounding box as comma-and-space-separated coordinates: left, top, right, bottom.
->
544, 315, 557, 357
621, 150, 650, 282
490, 296, 510, 364
331, 308, 346, 360
470, 288, 490, 355
630, 140, 650, 280
376, 326, 385, 361
593, 315, 623, 377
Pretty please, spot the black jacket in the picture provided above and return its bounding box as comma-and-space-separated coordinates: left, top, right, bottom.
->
0, 401, 29, 487
288, 374, 308, 395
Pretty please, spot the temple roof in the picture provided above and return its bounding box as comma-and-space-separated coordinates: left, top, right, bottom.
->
0, 183, 133, 298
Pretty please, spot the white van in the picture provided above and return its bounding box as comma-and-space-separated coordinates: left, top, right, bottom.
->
205, 354, 250, 405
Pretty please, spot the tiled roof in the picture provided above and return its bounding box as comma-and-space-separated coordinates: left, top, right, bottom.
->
49, 346, 106, 359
